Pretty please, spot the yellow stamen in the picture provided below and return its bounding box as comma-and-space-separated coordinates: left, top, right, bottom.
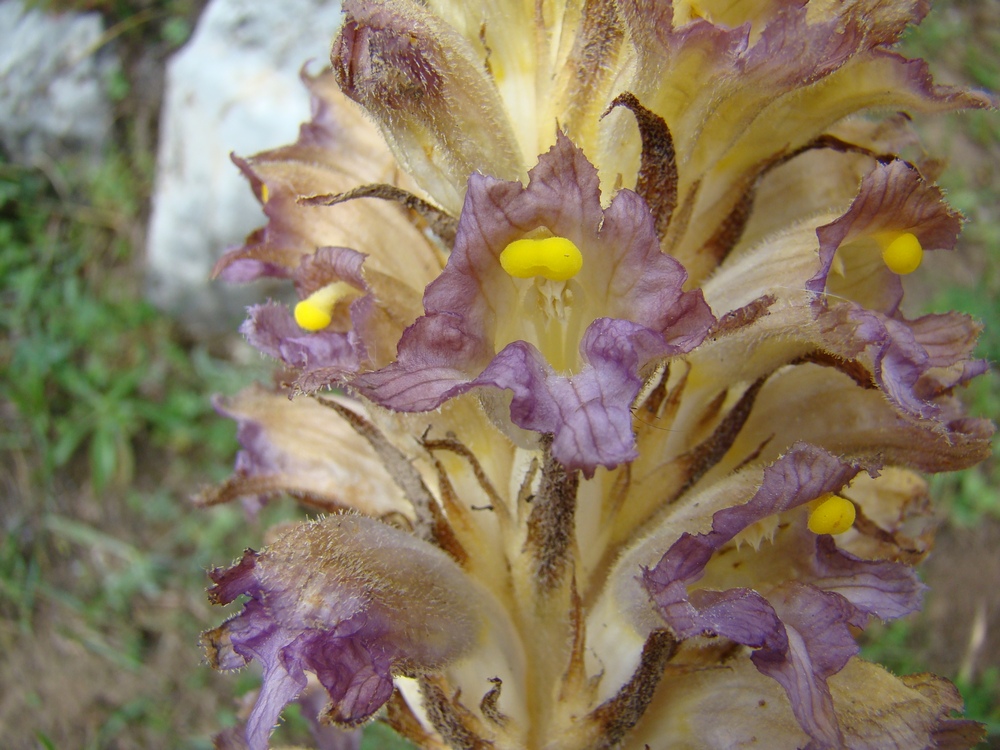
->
877, 231, 923, 275
500, 236, 583, 281
293, 281, 359, 331
260, 183, 270, 204
807, 494, 856, 535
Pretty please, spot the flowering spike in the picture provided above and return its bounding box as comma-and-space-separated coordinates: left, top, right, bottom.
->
206, 1, 995, 747
499, 236, 584, 281
879, 232, 924, 275
293, 281, 360, 331
808, 494, 857, 535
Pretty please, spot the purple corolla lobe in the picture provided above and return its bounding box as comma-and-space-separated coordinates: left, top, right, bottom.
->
352, 132, 715, 476
643, 444, 924, 748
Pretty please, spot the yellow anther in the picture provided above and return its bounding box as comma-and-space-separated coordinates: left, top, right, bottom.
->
807, 494, 856, 535
500, 236, 583, 281
293, 281, 359, 331
877, 231, 923, 275
260, 183, 270, 204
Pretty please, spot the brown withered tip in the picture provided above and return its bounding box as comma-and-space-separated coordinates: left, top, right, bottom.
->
330, 19, 363, 94
199, 626, 227, 669
331, 12, 443, 108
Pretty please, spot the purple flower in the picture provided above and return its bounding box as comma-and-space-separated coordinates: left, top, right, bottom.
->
350, 133, 714, 476
641, 444, 923, 748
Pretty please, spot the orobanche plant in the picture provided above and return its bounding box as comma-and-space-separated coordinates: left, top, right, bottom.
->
198, 1, 995, 748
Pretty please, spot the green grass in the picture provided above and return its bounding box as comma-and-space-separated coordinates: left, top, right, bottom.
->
0, 149, 271, 745
0, 157, 239, 491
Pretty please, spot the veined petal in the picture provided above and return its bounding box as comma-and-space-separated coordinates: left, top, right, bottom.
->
238, 241, 438, 390
351, 133, 713, 474
751, 582, 858, 748
478, 320, 669, 476
815, 304, 977, 420
811, 160, 964, 315
809, 535, 923, 623
910, 313, 990, 400
214, 71, 437, 285
201, 385, 410, 519
909, 312, 985, 368
294, 245, 367, 295
641, 445, 865, 590
240, 302, 366, 384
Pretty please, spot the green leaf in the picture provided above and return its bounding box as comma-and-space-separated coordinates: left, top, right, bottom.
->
89, 427, 121, 489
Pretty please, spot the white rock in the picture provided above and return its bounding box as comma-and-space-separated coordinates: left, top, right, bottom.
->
0, 0, 115, 165
146, 0, 343, 332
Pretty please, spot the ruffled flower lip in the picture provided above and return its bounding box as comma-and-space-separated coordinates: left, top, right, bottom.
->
351, 132, 715, 476
644, 444, 925, 748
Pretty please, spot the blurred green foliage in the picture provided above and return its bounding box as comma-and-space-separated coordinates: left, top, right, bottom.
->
0, 157, 238, 491
0, 149, 269, 746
